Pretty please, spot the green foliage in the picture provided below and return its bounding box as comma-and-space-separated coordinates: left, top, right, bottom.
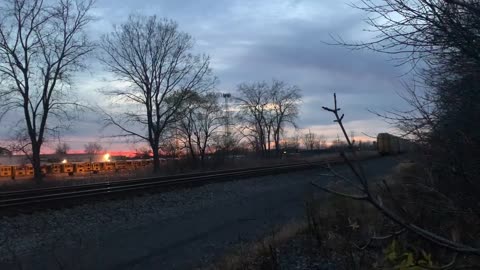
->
382, 240, 434, 270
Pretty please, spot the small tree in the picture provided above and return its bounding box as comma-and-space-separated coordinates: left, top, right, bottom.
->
303, 130, 317, 150
319, 134, 327, 149
134, 147, 152, 159
177, 93, 224, 163
84, 142, 103, 162
55, 143, 70, 155
282, 132, 301, 152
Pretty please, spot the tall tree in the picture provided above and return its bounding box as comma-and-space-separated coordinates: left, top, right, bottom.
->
236, 81, 271, 156
236, 79, 301, 157
270, 80, 301, 154
99, 15, 215, 173
341, 0, 480, 176
0, 0, 94, 181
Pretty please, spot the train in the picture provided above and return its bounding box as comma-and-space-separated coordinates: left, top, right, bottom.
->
0, 159, 153, 179
0, 133, 410, 179
376, 133, 411, 155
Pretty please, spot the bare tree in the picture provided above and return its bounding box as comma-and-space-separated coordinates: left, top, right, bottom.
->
335, 0, 480, 68
99, 15, 215, 173
303, 130, 317, 150
134, 147, 152, 159
159, 132, 181, 158
282, 132, 301, 152
236, 81, 270, 156
318, 134, 327, 149
330, 134, 347, 150
55, 142, 70, 155
84, 142, 102, 162
0, 0, 94, 181
177, 92, 224, 163
335, 0, 480, 141
270, 80, 301, 155
236, 79, 301, 157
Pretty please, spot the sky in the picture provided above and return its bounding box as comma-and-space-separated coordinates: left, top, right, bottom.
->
2, 0, 412, 153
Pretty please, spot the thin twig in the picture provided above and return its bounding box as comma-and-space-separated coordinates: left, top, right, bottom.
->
353, 228, 407, 250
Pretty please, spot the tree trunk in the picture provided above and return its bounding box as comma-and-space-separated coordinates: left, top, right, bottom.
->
152, 147, 160, 173
32, 144, 43, 183
200, 137, 208, 167
274, 133, 281, 157
200, 150, 205, 166
267, 130, 271, 158
188, 136, 196, 160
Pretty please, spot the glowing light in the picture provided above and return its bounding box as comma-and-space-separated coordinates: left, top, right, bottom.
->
61, 159, 67, 164
103, 153, 111, 162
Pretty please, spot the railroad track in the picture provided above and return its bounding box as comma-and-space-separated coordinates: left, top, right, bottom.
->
0, 156, 352, 212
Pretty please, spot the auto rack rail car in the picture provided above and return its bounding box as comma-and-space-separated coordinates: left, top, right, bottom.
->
0, 159, 153, 179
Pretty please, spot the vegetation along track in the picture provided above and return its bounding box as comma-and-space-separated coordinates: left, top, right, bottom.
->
0, 154, 375, 214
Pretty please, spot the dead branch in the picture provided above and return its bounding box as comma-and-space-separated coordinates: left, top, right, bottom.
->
312, 93, 480, 256
353, 228, 407, 250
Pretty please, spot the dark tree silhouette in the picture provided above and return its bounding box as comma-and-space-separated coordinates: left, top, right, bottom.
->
0, 0, 94, 181
99, 15, 215, 173
177, 93, 224, 163
236, 79, 301, 157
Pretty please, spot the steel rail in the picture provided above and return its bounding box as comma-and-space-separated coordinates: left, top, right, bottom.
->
0, 160, 337, 198
0, 159, 342, 210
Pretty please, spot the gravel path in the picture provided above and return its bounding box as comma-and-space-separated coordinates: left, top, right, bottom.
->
0, 156, 401, 269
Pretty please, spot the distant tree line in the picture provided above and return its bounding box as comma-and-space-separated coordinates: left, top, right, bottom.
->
0, 0, 307, 180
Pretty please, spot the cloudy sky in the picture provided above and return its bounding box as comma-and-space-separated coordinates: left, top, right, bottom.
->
4, 0, 411, 153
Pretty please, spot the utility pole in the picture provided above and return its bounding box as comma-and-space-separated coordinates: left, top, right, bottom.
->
223, 93, 231, 158
223, 93, 231, 138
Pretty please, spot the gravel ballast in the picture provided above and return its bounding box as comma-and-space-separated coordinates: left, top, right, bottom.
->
0, 157, 400, 269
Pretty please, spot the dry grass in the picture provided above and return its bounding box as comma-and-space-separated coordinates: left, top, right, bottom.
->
205, 221, 306, 270
204, 195, 385, 270
205, 161, 480, 269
